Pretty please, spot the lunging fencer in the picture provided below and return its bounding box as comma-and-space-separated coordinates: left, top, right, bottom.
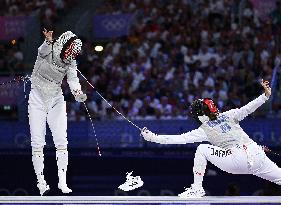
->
29, 29, 87, 195
141, 80, 281, 198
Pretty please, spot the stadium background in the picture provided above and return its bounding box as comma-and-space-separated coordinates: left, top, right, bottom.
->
0, 0, 281, 196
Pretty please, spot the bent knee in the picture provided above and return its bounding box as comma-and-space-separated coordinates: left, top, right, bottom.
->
196, 144, 210, 153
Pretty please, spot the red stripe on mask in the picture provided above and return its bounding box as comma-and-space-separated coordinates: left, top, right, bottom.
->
64, 42, 79, 60
203, 98, 218, 113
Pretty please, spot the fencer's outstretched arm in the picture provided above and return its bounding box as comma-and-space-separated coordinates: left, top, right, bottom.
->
224, 79, 271, 122
38, 28, 53, 58
141, 127, 208, 144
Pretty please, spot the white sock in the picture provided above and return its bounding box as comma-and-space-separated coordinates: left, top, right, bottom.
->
193, 146, 207, 188
32, 147, 45, 183
56, 148, 68, 184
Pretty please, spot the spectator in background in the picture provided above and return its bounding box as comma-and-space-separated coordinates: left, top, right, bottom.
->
271, 1, 281, 29
63, 0, 281, 120
1, 0, 280, 120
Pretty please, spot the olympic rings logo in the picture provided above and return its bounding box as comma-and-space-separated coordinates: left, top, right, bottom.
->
101, 18, 127, 31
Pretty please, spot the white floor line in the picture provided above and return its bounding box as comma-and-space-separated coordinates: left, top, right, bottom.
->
0, 196, 281, 203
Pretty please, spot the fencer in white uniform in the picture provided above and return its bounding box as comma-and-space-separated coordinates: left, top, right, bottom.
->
141, 80, 281, 198
28, 29, 87, 195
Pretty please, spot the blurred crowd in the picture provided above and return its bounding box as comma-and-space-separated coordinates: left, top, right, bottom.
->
0, 38, 25, 75
1, 0, 281, 120
66, 0, 281, 121
1, 0, 72, 28
0, 0, 76, 74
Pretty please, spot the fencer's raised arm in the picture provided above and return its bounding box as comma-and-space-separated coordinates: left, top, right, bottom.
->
223, 79, 271, 122
38, 40, 52, 58
38, 29, 53, 58
141, 127, 208, 144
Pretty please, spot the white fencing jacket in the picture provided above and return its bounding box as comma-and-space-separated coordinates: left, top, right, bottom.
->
148, 94, 269, 149
31, 40, 81, 100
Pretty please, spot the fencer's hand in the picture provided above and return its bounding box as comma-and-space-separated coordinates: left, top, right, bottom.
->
73, 90, 87, 102
43, 28, 53, 42
75, 93, 87, 102
141, 127, 157, 142
261, 79, 271, 98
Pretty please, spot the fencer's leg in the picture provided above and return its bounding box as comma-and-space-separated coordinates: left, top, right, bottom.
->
179, 144, 249, 198
28, 89, 49, 195
56, 146, 72, 193
32, 147, 50, 195
192, 144, 249, 187
192, 144, 207, 188
47, 97, 72, 193
254, 155, 281, 185
32, 147, 45, 182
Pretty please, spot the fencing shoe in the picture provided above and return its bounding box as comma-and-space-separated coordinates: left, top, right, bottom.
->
118, 171, 144, 191
58, 170, 72, 193
37, 180, 50, 196
178, 184, 205, 198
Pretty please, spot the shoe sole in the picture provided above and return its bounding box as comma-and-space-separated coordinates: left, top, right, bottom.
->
58, 188, 72, 194
58, 185, 72, 194
59, 190, 72, 194
178, 192, 205, 198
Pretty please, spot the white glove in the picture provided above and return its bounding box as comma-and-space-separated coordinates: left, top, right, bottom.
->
73, 90, 87, 102
141, 127, 158, 142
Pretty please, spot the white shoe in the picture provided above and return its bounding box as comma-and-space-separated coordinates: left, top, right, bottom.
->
118, 171, 144, 191
37, 181, 50, 196
58, 183, 72, 193
178, 184, 205, 198
58, 170, 72, 193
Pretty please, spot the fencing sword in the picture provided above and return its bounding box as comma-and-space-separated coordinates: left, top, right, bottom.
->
76, 69, 143, 157
0, 75, 30, 99
0, 75, 29, 86
76, 69, 142, 131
